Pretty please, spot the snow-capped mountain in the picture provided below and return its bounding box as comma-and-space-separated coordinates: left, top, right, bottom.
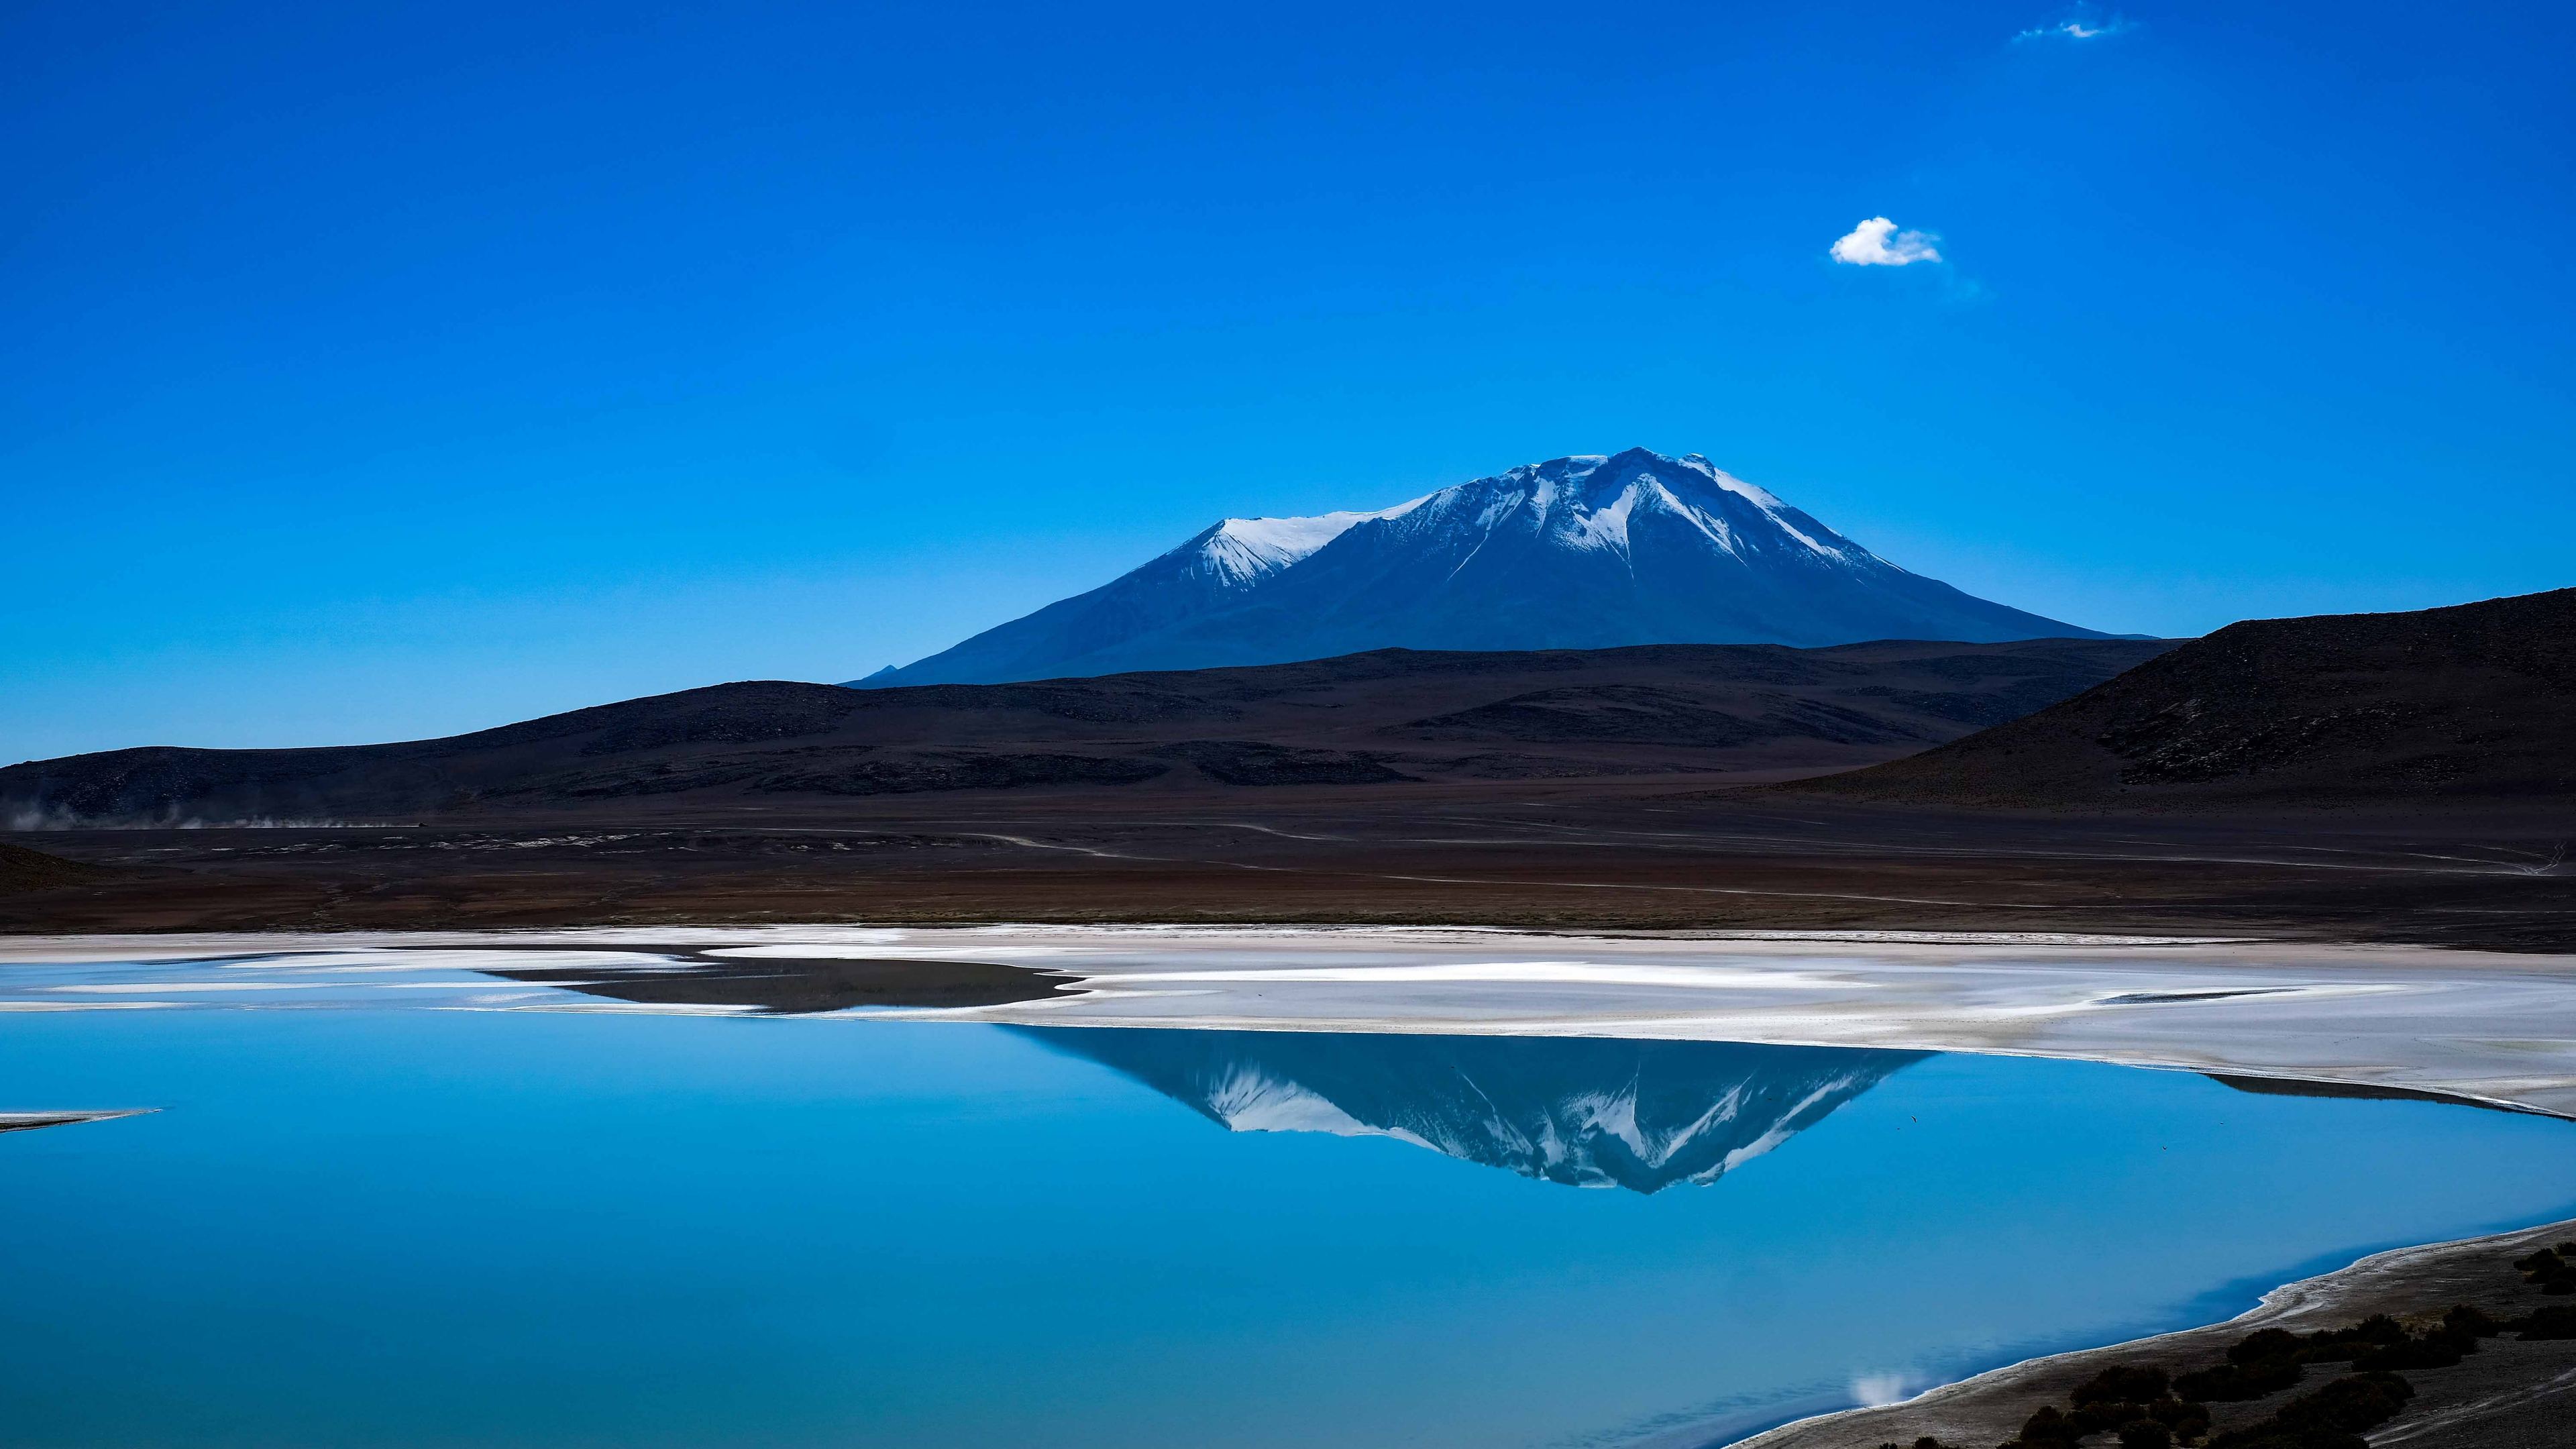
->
1017, 1027, 1923, 1193
858, 447, 2104, 686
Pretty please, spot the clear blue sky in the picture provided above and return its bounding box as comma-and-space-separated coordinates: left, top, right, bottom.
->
7, 1, 2571, 759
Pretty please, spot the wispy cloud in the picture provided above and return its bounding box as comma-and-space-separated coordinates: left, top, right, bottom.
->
1829, 217, 1943, 267
1850, 1372, 1917, 1407
2017, 8, 2131, 42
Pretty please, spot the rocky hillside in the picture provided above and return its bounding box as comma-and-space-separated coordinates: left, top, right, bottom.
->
1789, 589, 2575, 809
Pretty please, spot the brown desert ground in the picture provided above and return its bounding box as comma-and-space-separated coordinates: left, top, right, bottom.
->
2, 594, 2568, 946
2, 790, 2569, 948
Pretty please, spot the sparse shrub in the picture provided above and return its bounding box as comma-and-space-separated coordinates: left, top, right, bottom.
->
2204, 1371, 2415, 1449
2271, 1371, 2414, 1435
2176, 1355, 2301, 1403
1972, 1242, 2576, 1449
2514, 1248, 2576, 1289
2231, 1329, 2302, 1364
2072, 1400, 2133, 1434
2298, 1315, 2407, 1360
2353, 1330, 2462, 1371
2516, 1305, 2576, 1340
2149, 1395, 2211, 1442
2015, 1405, 2079, 1446
2176, 1324, 2313, 1402
2074, 1365, 2171, 1405
2513, 1247, 2573, 1291
2440, 1303, 2499, 1338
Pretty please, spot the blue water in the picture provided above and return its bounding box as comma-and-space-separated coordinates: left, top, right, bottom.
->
4, 1006, 2576, 1448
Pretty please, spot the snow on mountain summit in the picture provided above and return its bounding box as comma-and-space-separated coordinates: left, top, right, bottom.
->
1191, 498, 1434, 586
860, 447, 2104, 686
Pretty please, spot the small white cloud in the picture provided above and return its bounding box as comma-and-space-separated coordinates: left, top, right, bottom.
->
2017, 9, 2130, 41
1829, 217, 1943, 267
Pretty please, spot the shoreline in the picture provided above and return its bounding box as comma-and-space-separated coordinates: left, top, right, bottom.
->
7, 924, 2576, 1116
1733, 1213, 2576, 1449
8, 928, 2576, 1444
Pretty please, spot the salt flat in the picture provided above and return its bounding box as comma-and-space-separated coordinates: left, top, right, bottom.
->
9, 925, 2573, 1116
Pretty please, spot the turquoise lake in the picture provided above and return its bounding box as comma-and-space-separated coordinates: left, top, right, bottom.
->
5, 971, 2576, 1448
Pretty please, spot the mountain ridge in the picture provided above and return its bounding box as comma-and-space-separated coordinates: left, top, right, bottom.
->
0, 637, 2168, 826
1783, 588, 2576, 810
863, 448, 2107, 686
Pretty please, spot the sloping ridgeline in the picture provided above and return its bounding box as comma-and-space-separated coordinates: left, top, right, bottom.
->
0, 638, 2169, 825
1788, 588, 2576, 809
0, 841, 113, 893
867, 448, 2107, 685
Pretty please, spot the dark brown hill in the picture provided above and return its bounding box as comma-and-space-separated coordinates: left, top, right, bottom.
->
0, 841, 111, 894
0, 637, 2166, 825
1790, 589, 2576, 810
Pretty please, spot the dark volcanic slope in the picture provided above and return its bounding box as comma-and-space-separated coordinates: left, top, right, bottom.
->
1794, 588, 2576, 809
0, 841, 110, 893
0, 638, 2167, 825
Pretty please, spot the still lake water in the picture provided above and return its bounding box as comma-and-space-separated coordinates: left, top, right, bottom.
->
5, 957, 2576, 1448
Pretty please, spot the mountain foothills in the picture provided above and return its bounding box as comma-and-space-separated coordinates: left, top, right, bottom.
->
0, 639, 2165, 826
2, 593, 2570, 947
1794, 588, 2576, 809
865, 448, 2107, 686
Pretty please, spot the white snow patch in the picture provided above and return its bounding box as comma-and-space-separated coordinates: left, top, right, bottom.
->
1474, 491, 1530, 529
1670, 455, 1855, 559
1206, 1066, 1433, 1147
1093, 961, 1864, 989
1192, 496, 1432, 586
1644, 481, 1744, 557
1564, 482, 1642, 555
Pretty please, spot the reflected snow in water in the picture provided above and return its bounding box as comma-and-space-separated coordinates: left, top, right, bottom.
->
1, 953, 2575, 1448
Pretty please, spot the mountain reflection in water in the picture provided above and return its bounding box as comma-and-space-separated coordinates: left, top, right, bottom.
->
1018, 1028, 1927, 1192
